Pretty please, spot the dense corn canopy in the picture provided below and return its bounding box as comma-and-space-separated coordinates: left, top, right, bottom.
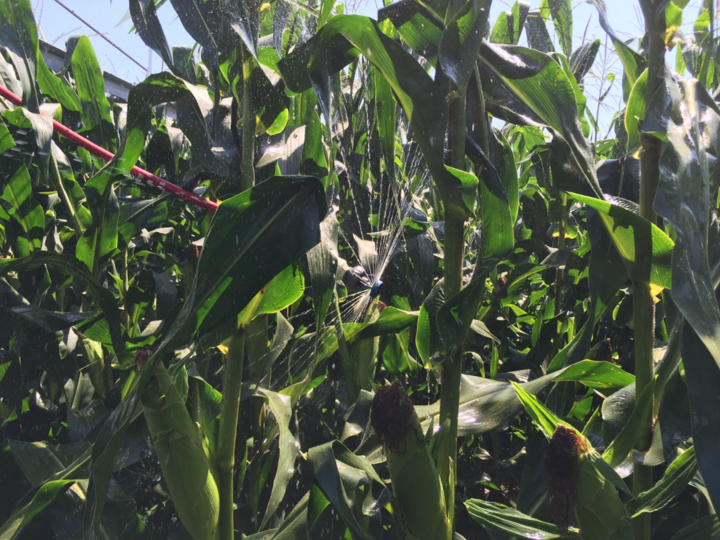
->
0, 0, 718, 539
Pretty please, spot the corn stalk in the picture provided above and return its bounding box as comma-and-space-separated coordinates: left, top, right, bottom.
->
240, 41, 256, 192
216, 331, 247, 540
635, 1, 666, 538
436, 36, 468, 539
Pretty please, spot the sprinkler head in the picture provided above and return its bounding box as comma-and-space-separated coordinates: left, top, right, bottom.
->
343, 265, 372, 292
370, 280, 384, 299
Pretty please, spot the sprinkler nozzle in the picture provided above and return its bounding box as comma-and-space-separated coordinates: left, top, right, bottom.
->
343, 265, 372, 292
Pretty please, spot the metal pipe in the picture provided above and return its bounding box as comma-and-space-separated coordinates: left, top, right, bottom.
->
0, 83, 219, 213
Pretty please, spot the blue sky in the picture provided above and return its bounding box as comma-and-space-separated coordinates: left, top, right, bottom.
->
31, 0, 697, 135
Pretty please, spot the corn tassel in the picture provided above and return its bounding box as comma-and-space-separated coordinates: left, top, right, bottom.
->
371, 382, 451, 540
141, 362, 220, 540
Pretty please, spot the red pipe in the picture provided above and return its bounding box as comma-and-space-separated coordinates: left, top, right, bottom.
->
0, 84, 219, 213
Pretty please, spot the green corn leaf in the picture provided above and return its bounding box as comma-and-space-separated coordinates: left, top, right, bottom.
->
0, 47, 24, 98
525, 9, 554, 52
585, 450, 633, 497
356, 307, 419, 339
124, 72, 226, 177
377, 0, 442, 63
76, 168, 119, 274
570, 192, 674, 295
172, 44, 198, 83
202, 262, 306, 352
0, 440, 97, 540
653, 80, 720, 365
584, 0, 646, 95
167, 0, 221, 60
117, 198, 169, 243
556, 52, 590, 137
491, 3, 530, 46
300, 96, 329, 183
478, 42, 602, 199
680, 325, 720, 511
218, 38, 289, 136
414, 369, 564, 439
435, 151, 513, 352
129, 0, 173, 68
415, 278, 445, 365
374, 69, 396, 180
649, 78, 720, 510
218, 0, 256, 62
0, 166, 43, 257
0, 479, 77, 540
548, 0, 572, 57
491, 129, 520, 225
512, 380, 562, 439
383, 328, 421, 376
258, 389, 301, 530
465, 499, 580, 539
307, 441, 380, 540
36, 53, 81, 112
272, 491, 311, 540
446, 166, 479, 217
255, 263, 306, 317
625, 69, 649, 155
318, 0, 335, 27
570, 39, 600, 81
52, 142, 91, 230
0, 0, 40, 111
3, 105, 53, 175
439, 0, 491, 89
628, 446, 698, 517
5, 305, 94, 334
469, 319, 499, 343
244, 530, 279, 540
553, 360, 635, 391
307, 215, 338, 331
602, 378, 655, 468
669, 514, 720, 540
0, 251, 125, 352
0, 121, 14, 155
72, 36, 115, 151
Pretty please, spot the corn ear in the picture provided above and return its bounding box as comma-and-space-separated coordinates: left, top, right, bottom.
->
371, 382, 450, 540
545, 425, 632, 540
77, 333, 113, 398
574, 454, 633, 540
141, 362, 220, 540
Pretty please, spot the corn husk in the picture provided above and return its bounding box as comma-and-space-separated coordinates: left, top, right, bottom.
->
574, 454, 633, 540
371, 382, 450, 540
141, 362, 220, 540
545, 425, 632, 540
